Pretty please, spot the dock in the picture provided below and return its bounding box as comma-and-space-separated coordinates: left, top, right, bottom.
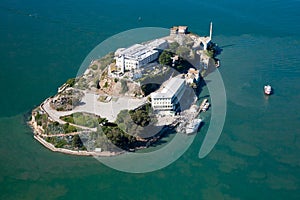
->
199, 99, 208, 113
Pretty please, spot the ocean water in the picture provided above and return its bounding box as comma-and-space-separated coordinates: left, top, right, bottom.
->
1, 0, 300, 199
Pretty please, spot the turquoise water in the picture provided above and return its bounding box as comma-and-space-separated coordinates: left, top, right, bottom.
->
1, 0, 300, 199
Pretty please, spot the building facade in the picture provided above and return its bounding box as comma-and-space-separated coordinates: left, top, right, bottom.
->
115, 39, 168, 72
151, 77, 185, 112
170, 26, 188, 35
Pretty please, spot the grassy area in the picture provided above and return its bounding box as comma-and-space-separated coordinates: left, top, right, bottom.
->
60, 112, 107, 128
204, 50, 214, 58
66, 78, 76, 87
91, 64, 98, 70
98, 52, 115, 71
44, 121, 78, 134
35, 112, 48, 126
46, 137, 68, 148
45, 135, 86, 150
62, 123, 77, 133
33, 108, 79, 135
75, 78, 89, 90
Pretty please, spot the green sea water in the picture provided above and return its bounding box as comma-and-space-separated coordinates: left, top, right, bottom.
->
1, 0, 300, 199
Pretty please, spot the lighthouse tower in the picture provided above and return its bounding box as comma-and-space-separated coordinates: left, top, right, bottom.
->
209, 22, 213, 40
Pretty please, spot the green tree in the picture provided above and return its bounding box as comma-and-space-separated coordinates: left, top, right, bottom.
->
103, 126, 137, 150
159, 50, 172, 66
98, 117, 108, 125
62, 123, 77, 133
169, 42, 179, 52
53, 121, 60, 126
66, 78, 76, 87
141, 83, 160, 96
129, 110, 150, 127
206, 42, 221, 58
128, 104, 152, 127
55, 139, 67, 148
72, 135, 83, 148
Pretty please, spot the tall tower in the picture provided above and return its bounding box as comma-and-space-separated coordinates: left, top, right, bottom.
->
209, 22, 213, 40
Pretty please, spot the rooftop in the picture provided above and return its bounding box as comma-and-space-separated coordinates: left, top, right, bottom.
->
170, 26, 188, 34
188, 68, 199, 75
117, 44, 158, 61
145, 39, 168, 50
151, 77, 185, 99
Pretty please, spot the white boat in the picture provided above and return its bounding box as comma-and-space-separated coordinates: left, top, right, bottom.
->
264, 85, 272, 95
185, 118, 203, 135
202, 102, 210, 112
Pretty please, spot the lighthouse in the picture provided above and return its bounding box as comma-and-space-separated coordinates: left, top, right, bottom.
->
209, 22, 213, 40
199, 22, 213, 50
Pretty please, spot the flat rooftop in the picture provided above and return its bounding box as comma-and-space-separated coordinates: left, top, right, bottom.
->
145, 39, 167, 49
118, 44, 158, 61
152, 77, 185, 99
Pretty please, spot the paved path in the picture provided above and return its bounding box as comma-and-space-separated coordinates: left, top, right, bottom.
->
42, 100, 96, 131
38, 131, 91, 138
42, 92, 147, 124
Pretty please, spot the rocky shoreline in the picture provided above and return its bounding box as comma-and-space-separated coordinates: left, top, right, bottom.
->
28, 105, 122, 157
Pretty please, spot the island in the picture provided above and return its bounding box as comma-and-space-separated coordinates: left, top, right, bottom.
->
29, 23, 221, 156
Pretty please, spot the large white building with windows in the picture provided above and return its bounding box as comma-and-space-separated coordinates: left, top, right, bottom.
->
115, 39, 168, 72
151, 77, 185, 112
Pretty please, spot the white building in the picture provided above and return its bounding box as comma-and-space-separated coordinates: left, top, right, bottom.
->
151, 77, 185, 112
185, 68, 200, 84
170, 26, 188, 35
115, 39, 168, 72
